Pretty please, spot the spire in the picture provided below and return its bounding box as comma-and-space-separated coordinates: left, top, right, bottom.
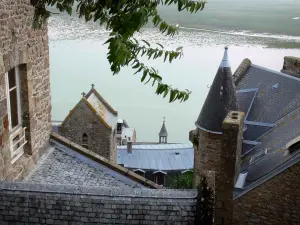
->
159, 117, 168, 143
220, 46, 230, 68
91, 84, 95, 89
195, 46, 238, 133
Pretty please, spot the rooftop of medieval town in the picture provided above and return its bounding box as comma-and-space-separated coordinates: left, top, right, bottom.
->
0, 0, 299, 225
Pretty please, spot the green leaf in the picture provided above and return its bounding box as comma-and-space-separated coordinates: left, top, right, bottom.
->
141, 70, 148, 82
142, 40, 150, 47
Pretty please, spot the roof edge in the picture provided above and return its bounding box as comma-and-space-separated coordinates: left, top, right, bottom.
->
50, 132, 161, 189
86, 88, 118, 115
234, 152, 300, 199
233, 58, 252, 86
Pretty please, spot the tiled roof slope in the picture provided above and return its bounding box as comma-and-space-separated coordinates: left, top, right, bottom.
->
196, 47, 238, 133
234, 60, 300, 197
50, 133, 160, 189
25, 148, 132, 188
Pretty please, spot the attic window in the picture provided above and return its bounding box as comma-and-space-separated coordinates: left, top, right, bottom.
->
133, 169, 145, 177
272, 83, 279, 89
153, 171, 167, 186
175, 152, 180, 155
287, 141, 300, 154
82, 133, 89, 149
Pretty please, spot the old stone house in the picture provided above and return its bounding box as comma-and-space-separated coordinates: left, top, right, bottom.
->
0, 0, 52, 181
58, 85, 119, 162
190, 47, 300, 225
58, 86, 138, 162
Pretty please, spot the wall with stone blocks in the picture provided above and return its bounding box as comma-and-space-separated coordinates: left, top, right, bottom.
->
0, 0, 52, 181
60, 100, 113, 161
0, 182, 197, 225
233, 162, 300, 225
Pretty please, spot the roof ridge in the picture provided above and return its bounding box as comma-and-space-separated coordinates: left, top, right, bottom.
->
251, 64, 300, 82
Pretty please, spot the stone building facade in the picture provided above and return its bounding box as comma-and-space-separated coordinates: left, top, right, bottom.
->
59, 86, 118, 162
190, 48, 300, 225
0, 0, 52, 181
233, 162, 300, 225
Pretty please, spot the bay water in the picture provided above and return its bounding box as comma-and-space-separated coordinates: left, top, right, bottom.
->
49, 0, 300, 143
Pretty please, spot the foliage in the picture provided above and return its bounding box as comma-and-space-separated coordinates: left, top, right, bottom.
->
31, 0, 206, 102
194, 175, 214, 225
169, 170, 193, 189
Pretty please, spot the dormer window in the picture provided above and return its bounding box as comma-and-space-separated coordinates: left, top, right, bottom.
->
133, 169, 145, 177
153, 171, 167, 186
82, 133, 89, 149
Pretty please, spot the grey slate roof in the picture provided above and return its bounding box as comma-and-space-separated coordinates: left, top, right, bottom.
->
25, 141, 146, 188
117, 143, 194, 171
196, 47, 238, 133
234, 62, 300, 197
159, 122, 168, 137
236, 64, 300, 123
236, 89, 257, 115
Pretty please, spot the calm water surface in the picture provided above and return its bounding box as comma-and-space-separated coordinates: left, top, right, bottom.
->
49, 1, 300, 143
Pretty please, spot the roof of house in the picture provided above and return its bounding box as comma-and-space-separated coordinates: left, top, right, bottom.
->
60, 97, 112, 129
234, 60, 300, 197
195, 47, 238, 133
159, 121, 168, 137
37, 133, 161, 189
85, 86, 118, 115
117, 143, 194, 171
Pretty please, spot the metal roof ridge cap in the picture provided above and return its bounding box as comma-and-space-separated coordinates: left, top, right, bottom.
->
244, 120, 275, 127
244, 88, 258, 120
237, 88, 258, 93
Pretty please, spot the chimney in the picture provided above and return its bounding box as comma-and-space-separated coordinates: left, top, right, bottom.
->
127, 137, 132, 154
281, 56, 300, 78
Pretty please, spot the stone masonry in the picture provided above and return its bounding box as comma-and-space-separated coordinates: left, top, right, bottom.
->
60, 99, 112, 160
0, 182, 197, 225
233, 162, 300, 225
281, 56, 300, 78
0, 0, 52, 180
190, 111, 245, 225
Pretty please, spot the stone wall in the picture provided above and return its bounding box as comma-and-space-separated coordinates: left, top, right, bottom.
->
190, 111, 244, 225
0, 0, 51, 180
0, 182, 197, 225
60, 99, 113, 160
233, 162, 300, 225
281, 56, 300, 78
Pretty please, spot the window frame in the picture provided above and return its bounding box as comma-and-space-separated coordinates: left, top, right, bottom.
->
5, 66, 26, 163
6, 66, 22, 133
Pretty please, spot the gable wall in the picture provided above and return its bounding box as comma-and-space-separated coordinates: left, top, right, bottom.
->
233, 162, 300, 225
0, 0, 51, 181
60, 100, 112, 160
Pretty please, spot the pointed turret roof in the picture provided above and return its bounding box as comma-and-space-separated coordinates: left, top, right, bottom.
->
159, 119, 168, 137
195, 47, 238, 133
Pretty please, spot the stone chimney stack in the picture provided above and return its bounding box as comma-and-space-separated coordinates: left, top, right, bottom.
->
281, 56, 300, 78
127, 137, 132, 154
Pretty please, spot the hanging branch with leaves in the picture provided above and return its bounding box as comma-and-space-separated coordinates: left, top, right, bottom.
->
31, 0, 206, 102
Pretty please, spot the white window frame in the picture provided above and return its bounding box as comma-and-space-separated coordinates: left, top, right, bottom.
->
5, 66, 26, 163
